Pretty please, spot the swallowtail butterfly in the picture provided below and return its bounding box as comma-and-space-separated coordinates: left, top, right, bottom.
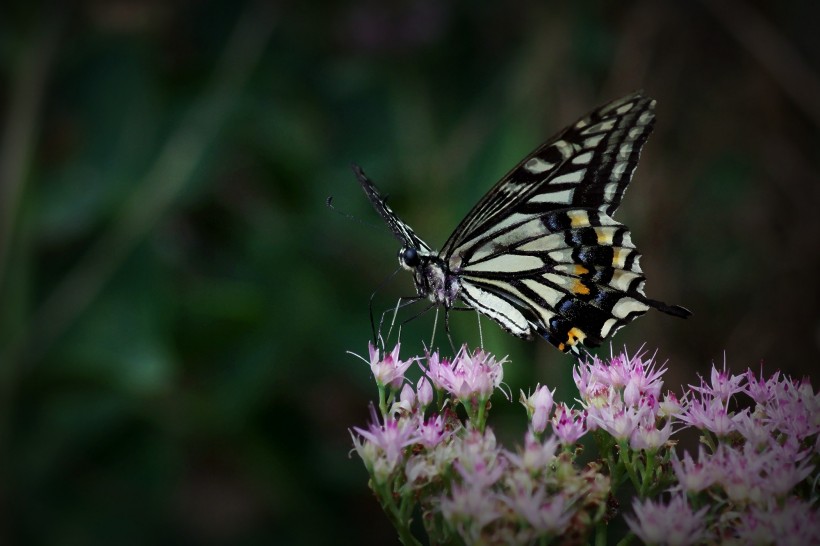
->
354, 92, 690, 354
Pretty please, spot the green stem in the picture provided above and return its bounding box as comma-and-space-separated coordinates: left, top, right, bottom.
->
377, 481, 422, 546
475, 396, 487, 432
614, 532, 635, 546
619, 441, 641, 491
595, 520, 607, 546
378, 384, 388, 417
639, 450, 657, 498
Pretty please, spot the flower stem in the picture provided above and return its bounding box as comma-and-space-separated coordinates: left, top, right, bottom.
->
378, 384, 388, 417
475, 397, 487, 432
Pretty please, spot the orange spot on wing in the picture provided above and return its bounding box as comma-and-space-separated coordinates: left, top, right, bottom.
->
572, 280, 590, 295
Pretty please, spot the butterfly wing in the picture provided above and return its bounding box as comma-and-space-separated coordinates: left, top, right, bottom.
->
353, 164, 432, 254
443, 93, 688, 352
442, 92, 655, 259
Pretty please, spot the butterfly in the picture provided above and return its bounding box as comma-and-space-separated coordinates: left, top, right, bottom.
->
354, 92, 690, 354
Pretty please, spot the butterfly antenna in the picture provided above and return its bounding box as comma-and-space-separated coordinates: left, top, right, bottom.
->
326, 195, 392, 235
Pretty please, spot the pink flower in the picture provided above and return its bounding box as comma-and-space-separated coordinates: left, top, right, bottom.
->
744, 366, 777, 404
735, 498, 820, 545
440, 483, 504, 543
679, 393, 734, 436
658, 390, 682, 418
505, 431, 559, 473
588, 405, 645, 441
351, 405, 419, 482
423, 346, 506, 402
390, 383, 416, 414
630, 420, 673, 450
366, 342, 415, 389
500, 482, 572, 536
551, 404, 587, 445
732, 408, 772, 448
765, 375, 820, 441
521, 384, 555, 434
624, 494, 709, 546
418, 414, 448, 449
453, 429, 506, 488
417, 376, 433, 408
670, 448, 715, 493
690, 359, 745, 402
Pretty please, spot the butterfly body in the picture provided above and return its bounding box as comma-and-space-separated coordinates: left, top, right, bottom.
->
398, 247, 459, 307
355, 92, 690, 354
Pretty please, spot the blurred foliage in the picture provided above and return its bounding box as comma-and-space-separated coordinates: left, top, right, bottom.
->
0, 0, 818, 544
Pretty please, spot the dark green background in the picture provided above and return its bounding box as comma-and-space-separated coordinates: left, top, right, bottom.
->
1, 1, 818, 544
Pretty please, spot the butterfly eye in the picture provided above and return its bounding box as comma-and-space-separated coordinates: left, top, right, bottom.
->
400, 247, 420, 267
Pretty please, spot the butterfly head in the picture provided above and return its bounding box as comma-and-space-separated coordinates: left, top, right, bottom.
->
398, 246, 421, 270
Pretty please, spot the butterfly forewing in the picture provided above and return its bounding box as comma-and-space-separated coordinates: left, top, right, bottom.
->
441, 93, 655, 261
353, 164, 432, 254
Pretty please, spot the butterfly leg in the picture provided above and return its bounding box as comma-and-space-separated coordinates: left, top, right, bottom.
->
447, 306, 483, 351
430, 307, 439, 350
444, 308, 457, 354
378, 296, 423, 348
477, 312, 483, 349
394, 301, 437, 345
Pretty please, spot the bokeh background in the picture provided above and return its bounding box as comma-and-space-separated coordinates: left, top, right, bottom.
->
1, 1, 818, 544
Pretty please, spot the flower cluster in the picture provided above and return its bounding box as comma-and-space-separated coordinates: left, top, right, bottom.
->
350, 344, 820, 545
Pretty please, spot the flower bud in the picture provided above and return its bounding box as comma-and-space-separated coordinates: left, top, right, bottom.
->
417, 376, 433, 408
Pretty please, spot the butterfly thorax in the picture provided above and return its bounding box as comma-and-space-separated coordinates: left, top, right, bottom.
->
399, 247, 460, 307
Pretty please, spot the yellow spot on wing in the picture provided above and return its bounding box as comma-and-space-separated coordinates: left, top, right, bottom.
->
595, 227, 614, 245
574, 265, 589, 276
566, 327, 586, 346
613, 248, 630, 268
567, 210, 589, 228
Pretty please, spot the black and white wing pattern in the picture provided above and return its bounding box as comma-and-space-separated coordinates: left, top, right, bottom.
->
353, 164, 432, 255
355, 92, 690, 354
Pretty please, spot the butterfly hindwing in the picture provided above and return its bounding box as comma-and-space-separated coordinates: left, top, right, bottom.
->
455, 207, 654, 351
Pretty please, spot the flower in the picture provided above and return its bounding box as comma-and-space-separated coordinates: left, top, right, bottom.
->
350, 404, 419, 483
690, 359, 745, 402
500, 479, 573, 536
521, 384, 555, 434
630, 420, 673, 450
423, 345, 506, 403
551, 404, 587, 445
365, 342, 415, 389
452, 428, 506, 489
744, 365, 776, 404
439, 483, 504, 544
658, 390, 683, 418
505, 430, 559, 473
418, 413, 448, 449
588, 405, 645, 441
624, 494, 709, 546
417, 376, 433, 408
734, 498, 820, 545
670, 447, 715, 493
678, 393, 734, 436
390, 383, 416, 414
